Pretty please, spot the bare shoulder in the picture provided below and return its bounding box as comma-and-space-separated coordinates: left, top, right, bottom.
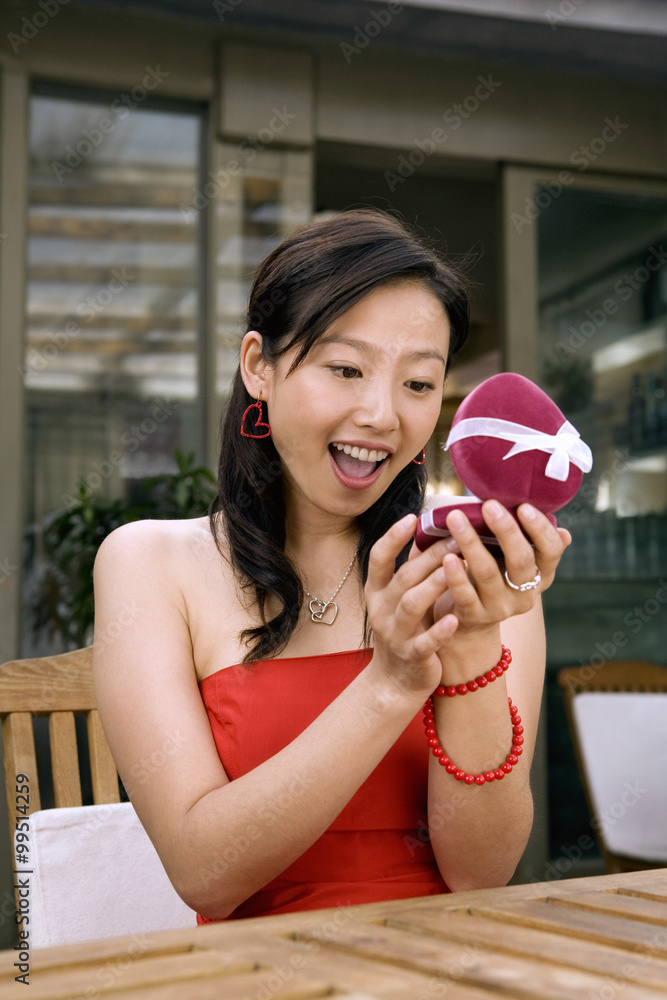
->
95, 515, 213, 562
93, 513, 245, 679
95, 515, 220, 587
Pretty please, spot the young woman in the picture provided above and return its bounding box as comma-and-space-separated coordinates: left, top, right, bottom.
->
93, 209, 569, 922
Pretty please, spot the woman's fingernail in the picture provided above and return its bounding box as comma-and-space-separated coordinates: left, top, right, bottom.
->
485, 500, 504, 519
440, 614, 458, 633
445, 537, 460, 552
521, 504, 537, 521
447, 510, 466, 532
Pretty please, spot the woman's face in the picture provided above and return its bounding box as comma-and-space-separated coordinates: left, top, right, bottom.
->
263, 280, 451, 523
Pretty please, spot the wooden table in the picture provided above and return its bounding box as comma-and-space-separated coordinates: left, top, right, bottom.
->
2, 868, 667, 999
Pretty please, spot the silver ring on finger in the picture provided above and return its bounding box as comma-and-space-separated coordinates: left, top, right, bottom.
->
504, 567, 541, 592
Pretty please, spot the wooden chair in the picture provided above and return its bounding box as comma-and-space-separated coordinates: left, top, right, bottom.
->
0, 647, 196, 946
557, 659, 667, 874
0, 646, 119, 849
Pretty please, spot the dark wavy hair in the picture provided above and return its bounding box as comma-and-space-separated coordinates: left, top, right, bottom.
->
209, 209, 470, 662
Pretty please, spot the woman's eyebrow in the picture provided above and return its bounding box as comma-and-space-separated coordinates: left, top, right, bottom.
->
317, 335, 446, 367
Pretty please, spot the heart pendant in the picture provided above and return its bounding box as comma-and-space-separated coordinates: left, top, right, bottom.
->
309, 599, 338, 625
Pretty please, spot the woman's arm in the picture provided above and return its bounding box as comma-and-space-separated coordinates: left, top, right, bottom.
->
93, 517, 452, 919
424, 610, 541, 890
421, 501, 569, 890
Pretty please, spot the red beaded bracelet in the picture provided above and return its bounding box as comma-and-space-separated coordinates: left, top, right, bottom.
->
433, 644, 511, 698
423, 695, 524, 785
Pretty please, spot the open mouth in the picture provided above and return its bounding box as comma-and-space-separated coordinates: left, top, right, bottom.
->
329, 442, 390, 480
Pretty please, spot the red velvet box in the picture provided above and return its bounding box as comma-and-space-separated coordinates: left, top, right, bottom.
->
416, 373, 592, 552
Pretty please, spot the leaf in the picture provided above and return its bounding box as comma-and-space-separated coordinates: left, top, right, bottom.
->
31, 447, 216, 649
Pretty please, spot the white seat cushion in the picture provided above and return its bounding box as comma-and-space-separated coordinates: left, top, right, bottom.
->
573, 692, 667, 862
16, 802, 197, 948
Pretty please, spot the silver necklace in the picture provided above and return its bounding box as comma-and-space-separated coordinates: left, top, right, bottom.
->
305, 552, 357, 625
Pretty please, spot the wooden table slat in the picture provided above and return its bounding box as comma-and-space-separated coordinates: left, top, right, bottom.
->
383, 909, 667, 989
66, 976, 335, 1000
0, 937, 197, 977
91, 975, 335, 1000
547, 889, 667, 924
294, 919, 665, 1000
471, 898, 667, 955
242, 934, 517, 1000
617, 886, 667, 904
7, 950, 258, 1000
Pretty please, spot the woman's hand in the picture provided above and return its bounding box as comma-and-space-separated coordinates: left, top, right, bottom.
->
429, 501, 570, 632
364, 514, 460, 698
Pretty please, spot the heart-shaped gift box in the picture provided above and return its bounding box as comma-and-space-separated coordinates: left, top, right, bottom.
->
415, 372, 592, 553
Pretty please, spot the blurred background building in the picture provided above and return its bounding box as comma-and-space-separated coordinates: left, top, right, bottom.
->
0, 0, 666, 921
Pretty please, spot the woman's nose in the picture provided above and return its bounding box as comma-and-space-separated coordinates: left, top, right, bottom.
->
354, 381, 400, 432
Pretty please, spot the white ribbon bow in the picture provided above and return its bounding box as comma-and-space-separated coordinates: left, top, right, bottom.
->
444, 417, 593, 482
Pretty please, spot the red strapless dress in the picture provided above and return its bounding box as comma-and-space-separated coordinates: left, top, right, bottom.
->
196, 648, 449, 922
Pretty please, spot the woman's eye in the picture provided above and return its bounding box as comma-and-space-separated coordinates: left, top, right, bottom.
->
331, 366, 360, 379
406, 380, 434, 393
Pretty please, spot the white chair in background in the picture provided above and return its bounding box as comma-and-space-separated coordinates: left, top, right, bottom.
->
14, 803, 196, 948
558, 660, 667, 873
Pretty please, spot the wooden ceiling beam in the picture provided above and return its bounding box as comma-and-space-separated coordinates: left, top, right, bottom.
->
29, 216, 196, 242
28, 265, 197, 285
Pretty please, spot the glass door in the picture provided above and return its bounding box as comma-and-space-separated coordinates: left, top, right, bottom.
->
23, 86, 205, 655
538, 187, 667, 584
502, 167, 667, 882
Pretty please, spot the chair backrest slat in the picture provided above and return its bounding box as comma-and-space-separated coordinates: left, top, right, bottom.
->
49, 711, 83, 808
88, 710, 121, 804
0, 647, 120, 847
558, 660, 667, 697
1, 712, 42, 814
0, 648, 96, 712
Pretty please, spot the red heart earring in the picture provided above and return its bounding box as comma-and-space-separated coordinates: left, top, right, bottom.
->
412, 448, 426, 465
240, 390, 272, 439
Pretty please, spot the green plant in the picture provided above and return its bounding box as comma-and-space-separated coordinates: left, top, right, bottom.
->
30, 450, 217, 650
135, 448, 217, 519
